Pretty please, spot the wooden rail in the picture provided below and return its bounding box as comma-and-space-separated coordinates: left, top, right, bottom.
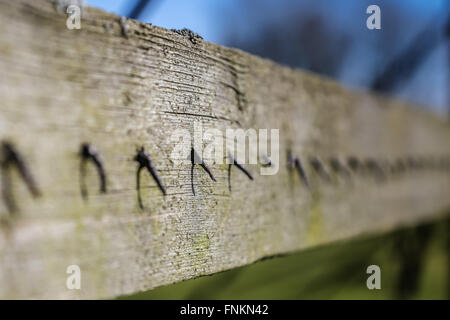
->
0, 0, 449, 299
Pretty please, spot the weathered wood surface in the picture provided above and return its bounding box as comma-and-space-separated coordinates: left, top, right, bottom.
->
0, 0, 449, 299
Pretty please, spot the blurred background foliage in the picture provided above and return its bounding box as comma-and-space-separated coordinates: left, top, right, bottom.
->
82, 0, 449, 299
120, 217, 449, 299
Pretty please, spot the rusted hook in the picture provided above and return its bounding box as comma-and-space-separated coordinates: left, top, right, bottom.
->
134, 147, 166, 209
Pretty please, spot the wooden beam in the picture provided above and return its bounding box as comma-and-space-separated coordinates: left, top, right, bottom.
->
0, 0, 449, 299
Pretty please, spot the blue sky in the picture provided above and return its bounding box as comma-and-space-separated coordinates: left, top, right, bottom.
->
86, 0, 448, 44
86, 0, 223, 42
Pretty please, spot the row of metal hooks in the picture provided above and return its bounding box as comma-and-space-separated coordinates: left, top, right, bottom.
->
1, 140, 449, 214
287, 150, 450, 190
0, 141, 258, 213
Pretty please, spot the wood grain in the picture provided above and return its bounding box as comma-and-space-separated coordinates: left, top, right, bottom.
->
0, 0, 449, 299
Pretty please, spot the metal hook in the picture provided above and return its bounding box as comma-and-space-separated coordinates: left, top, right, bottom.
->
1, 141, 40, 214
79, 143, 107, 200
329, 157, 351, 179
347, 157, 361, 173
287, 151, 309, 189
134, 147, 166, 209
365, 159, 386, 181
309, 157, 331, 182
260, 154, 272, 167
191, 148, 216, 196
227, 152, 253, 192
